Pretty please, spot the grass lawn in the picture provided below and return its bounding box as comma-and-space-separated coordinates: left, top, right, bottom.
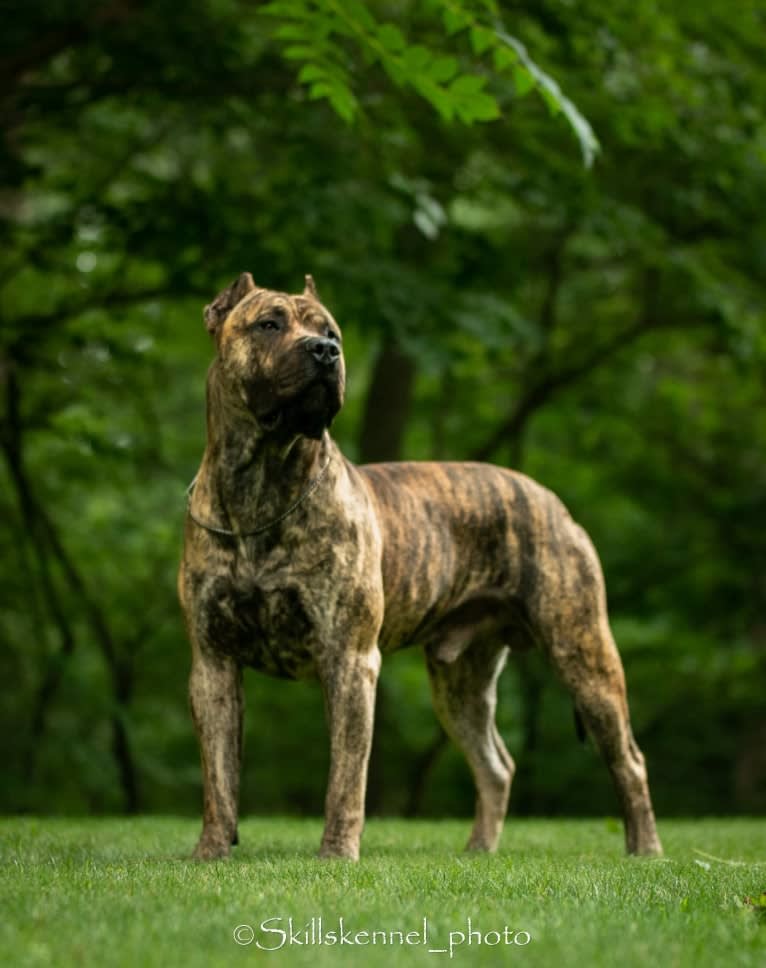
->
1, 817, 764, 967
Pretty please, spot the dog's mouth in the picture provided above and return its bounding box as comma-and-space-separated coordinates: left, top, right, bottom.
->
255, 375, 342, 440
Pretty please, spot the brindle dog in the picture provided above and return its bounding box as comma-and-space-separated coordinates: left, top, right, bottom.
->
178, 273, 662, 861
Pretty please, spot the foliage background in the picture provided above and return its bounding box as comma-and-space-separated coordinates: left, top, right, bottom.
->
1, 0, 764, 821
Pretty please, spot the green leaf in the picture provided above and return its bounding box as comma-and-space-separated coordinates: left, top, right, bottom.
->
273, 24, 312, 41
470, 26, 494, 55
339, 0, 377, 32
449, 74, 487, 98
328, 87, 357, 122
308, 81, 334, 100
421, 87, 455, 121
429, 55, 458, 84
377, 23, 406, 53
381, 56, 407, 87
493, 45, 517, 70
447, 74, 500, 124
467, 92, 501, 121
297, 64, 327, 84
512, 64, 536, 96
283, 44, 318, 61
403, 45, 431, 73
443, 7, 470, 35
260, 0, 304, 17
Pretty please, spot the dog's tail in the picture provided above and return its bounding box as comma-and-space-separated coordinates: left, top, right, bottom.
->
573, 706, 587, 743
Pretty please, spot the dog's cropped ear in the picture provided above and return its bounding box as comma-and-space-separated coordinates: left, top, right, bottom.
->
303, 274, 320, 301
204, 272, 257, 335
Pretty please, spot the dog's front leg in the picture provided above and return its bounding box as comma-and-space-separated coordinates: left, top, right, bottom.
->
189, 640, 243, 860
318, 645, 381, 860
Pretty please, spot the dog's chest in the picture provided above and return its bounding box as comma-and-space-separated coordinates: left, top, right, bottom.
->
194, 565, 322, 679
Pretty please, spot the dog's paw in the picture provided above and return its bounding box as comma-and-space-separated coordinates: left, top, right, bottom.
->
192, 835, 232, 861
629, 840, 664, 857
318, 842, 360, 861
464, 839, 497, 854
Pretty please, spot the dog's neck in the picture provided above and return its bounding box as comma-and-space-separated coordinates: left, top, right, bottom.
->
196, 360, 329, 534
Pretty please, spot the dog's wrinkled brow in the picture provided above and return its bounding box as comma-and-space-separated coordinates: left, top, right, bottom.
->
256, 304, 288, 320
241, 295, 288, 322
303, 311, 329, 326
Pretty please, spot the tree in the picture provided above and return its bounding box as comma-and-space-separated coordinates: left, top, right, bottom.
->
1, 0, 764, 817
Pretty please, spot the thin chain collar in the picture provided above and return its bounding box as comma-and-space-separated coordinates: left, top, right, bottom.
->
185, 445, 331, 539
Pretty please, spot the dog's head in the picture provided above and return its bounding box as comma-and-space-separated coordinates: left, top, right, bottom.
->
204, 273, 345, 440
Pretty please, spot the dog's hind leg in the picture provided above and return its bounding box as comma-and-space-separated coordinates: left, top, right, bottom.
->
548, 624, 662, 855
426, 638, 514, 852
535, 528, 662, 856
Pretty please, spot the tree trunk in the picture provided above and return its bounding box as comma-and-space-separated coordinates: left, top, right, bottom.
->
357, 339, 417, 464
358, 338, 416, 813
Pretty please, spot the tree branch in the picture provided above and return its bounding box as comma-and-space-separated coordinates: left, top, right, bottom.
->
473, 308, 693, 463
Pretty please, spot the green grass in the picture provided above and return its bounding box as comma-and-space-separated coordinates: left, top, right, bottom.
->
1, 817, 764, 967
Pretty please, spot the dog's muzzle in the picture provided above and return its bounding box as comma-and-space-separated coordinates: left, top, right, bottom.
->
253, 338, 343, 440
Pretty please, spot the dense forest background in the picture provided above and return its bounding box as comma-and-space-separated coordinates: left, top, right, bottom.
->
1, 0, 764, 822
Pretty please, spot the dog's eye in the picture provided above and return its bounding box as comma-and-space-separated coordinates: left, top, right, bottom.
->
325, 326, 340, 342
256, 318, 281, 332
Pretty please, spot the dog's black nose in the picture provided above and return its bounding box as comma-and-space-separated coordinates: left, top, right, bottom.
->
307, 337, 340, 367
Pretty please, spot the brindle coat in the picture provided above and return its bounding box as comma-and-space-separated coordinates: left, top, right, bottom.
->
178, 273, 662, 860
